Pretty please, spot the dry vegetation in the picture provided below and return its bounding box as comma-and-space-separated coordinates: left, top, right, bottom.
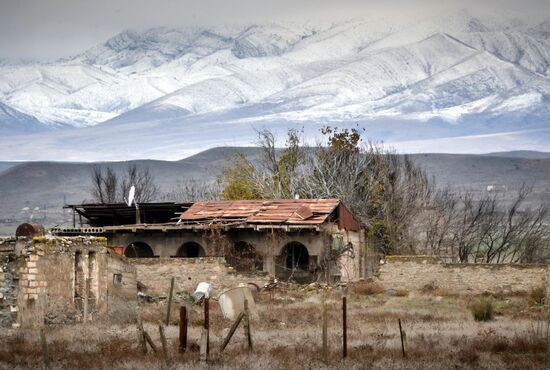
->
1, 285, 549, 370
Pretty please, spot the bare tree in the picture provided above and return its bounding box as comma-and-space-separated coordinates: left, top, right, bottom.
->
90, 166, 118, 203
221, 127, 433, 255
425, 184, 550, 263
90, 164, 159, 204
119, 164, 159, 203
162, 178, 220, 202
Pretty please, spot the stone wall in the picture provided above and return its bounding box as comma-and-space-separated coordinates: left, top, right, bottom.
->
0, 237, 138, 328
105, 252, 138, 323
0, 251, 18, 327
376, 256, 549, 296
131, 257, 271, 297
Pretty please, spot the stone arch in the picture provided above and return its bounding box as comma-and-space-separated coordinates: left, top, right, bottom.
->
226, 241, 262, 272
281, 242, 310, 271
176, 241, 205, 258
124, 242, 155, 258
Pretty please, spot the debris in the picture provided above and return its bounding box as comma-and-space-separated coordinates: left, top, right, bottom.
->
193, 282, 212, 304
218, 285, 257, 321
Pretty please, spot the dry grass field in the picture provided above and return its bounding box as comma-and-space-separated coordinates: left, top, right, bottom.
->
1, 282, 549, 369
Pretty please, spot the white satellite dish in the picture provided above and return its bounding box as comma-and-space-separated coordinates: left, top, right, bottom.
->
126, 185, 136, 207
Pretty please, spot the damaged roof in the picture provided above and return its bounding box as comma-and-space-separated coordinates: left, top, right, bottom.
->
178, 199, 362, 231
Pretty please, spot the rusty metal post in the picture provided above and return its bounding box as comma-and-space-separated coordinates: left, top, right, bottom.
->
179, 306, 188, 352
343, 296, 347, 359
204, 298, 210, 354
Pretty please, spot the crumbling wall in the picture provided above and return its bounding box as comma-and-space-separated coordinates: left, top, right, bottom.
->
131, 257, 270, 297
0, 251, 19, 328
16, 237, 137, 327
105, 252, 137, 323
376, 256, 549, 296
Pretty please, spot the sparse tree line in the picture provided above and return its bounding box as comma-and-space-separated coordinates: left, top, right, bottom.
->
421, 184, 550, 263
90, 128, 550, 264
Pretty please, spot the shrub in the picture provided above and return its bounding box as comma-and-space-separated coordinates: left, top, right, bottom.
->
352, 281, 384, 295
471, 297, 494, 321
529, 286, 547, 306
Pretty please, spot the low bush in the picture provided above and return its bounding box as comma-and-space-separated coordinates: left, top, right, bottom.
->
471, 297, 494, 321
352, 281, 384, 295
529, 286, 547, 306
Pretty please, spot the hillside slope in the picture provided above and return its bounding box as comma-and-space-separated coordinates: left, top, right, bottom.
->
0, 148, 549, 234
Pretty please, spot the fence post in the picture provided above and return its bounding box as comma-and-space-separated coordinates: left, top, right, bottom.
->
40, 327, 50, 370
322, 296, 328, 364
343, 296, 347, 359
199, 328, 208, 362
165, 277, 175, 326
179, 306, 187, 352
159, 324, 169, 365
138, 321, 147, 354
398, 318, 406, 358
204, 298, 210, 354
220, 311, 245, 352
244, 299, 253, 350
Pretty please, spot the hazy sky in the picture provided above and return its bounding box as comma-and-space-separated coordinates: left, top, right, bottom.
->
0, 0, 548, 60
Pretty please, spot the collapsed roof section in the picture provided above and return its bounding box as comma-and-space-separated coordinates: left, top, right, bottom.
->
177, 199, 363, 231
65, 202, 191, 227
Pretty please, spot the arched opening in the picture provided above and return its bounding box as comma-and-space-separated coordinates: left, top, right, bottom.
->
227, 241, 262, 272
282, 242, 310, 271
124, 242, 155, 258
176, 242, 205, 258
277, 242, 313, 283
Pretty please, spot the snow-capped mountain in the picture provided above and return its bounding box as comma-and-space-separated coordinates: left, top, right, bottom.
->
0, 102, 45, 134
0, 11, 549, 160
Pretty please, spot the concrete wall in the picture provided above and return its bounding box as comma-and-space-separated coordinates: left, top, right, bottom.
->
131, 257, 270, 297
376, 256, 549, 296
108, 226, 368, 283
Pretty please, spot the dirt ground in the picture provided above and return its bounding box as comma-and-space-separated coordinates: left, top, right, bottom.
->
1, 283, 549, 369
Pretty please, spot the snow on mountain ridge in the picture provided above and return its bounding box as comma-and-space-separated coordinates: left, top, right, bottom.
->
0, 13, 549, 134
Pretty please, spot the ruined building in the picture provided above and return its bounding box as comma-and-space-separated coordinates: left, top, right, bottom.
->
59, 199, 374, 283
0, 236, 137, 328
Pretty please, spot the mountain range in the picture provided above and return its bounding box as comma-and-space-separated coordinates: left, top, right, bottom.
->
1, 11, 549, 160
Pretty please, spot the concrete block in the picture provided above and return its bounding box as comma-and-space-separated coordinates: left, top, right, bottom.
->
28, 255, 39, 262
26, 262, 37, 268
28, 268, 38, 274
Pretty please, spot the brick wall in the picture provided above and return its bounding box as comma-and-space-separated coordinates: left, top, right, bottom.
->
131, 257, 270, 297
376, 256, 549, 296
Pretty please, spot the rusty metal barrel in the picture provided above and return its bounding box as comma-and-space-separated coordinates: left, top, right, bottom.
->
15, 223, 45, 238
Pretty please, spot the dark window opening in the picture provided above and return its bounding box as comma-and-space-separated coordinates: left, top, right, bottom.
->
175, 242, 205, 258
227, 241, 262, 272
113, 273, 122, 284
283, 242, 310, 271
124, 242, 155, 258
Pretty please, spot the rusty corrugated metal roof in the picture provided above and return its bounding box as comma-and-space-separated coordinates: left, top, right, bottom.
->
178, 199, 341, 225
